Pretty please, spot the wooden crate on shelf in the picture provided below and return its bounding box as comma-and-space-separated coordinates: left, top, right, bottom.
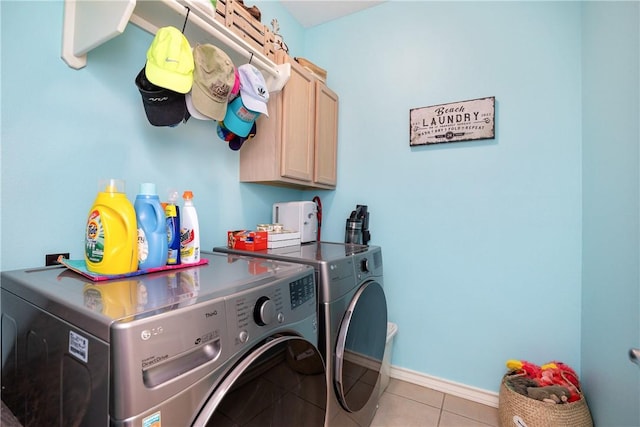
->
215, 0, 275, 60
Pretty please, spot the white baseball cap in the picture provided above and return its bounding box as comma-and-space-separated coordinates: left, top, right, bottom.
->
238, 64, 269, 117
185, 91, 212, 121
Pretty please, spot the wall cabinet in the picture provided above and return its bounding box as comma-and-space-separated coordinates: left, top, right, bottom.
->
239, 53, 338, 190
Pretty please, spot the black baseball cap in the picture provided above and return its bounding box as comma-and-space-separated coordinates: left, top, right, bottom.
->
135, 67, 187, 127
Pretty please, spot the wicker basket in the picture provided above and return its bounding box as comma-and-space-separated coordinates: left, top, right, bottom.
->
498, 375, 593, 427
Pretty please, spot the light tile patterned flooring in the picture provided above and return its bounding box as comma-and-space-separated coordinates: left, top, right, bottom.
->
371, 379, 499, 427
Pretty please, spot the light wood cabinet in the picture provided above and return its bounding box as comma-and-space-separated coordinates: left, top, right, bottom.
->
239, 53, 338, 189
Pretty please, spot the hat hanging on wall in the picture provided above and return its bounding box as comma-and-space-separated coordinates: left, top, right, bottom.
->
221, 96, 260, 137
237, 64, 269, 116
135, 67, 187, 127
145, 26, 194, 94
185, 91, 212, 121
185, 63, 239, 121
191, 43, 236, 121
217, 120, 257, 151
230, 67, 241, 99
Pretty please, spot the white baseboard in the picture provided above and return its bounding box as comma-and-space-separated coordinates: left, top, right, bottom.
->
389, 365, 499, 408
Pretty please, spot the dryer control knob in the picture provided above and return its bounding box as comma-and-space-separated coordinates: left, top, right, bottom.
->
254, 296, 276, 326
360, 258, 370, 273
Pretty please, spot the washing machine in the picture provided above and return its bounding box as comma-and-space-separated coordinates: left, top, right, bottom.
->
214, 242, 387, 427
1, 251, 327, 426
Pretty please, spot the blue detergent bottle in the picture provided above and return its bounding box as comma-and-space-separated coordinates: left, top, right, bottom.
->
134, 183, 168, 269
165, 190, 181, 265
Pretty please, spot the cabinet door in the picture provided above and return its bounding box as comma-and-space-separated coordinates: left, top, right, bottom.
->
314, 82, 338, 186
280, 59, 315, 182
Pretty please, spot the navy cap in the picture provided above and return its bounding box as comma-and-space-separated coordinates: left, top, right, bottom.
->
217, 120, 257, 151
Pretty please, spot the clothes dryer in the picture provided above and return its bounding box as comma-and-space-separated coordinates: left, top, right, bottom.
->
215, 242, 387, 427
1, 252, 326, 426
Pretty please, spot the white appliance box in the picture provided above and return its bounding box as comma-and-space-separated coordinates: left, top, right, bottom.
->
272, 201, 317, 243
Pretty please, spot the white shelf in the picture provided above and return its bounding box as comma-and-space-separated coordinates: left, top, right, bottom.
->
61, 0, 290, 92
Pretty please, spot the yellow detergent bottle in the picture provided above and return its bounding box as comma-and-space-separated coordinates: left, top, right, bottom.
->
85, 179, 138, 275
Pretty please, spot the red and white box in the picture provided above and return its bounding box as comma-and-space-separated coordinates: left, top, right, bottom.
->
227, 230, 268, 251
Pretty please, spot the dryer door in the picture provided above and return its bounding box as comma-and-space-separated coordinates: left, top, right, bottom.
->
335, 280, 387, 412
193, 335, 326, 426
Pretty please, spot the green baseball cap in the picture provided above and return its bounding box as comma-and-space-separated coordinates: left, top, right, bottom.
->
145, 26, 194, 94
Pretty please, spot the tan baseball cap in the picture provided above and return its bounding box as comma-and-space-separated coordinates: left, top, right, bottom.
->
191, 44, 235, 121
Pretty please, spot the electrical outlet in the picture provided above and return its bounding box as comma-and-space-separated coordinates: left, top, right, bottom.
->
45, 253, 70, 266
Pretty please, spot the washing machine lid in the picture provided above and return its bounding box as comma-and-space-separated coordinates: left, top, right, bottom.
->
0, 252, 311, 342
215, 241, 375, 265
294, 242, 372, 262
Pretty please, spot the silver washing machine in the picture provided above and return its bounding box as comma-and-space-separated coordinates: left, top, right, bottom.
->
1, 251, 327, 426
214, 242, 387, 427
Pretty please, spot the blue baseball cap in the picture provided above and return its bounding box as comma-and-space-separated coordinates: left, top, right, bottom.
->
222, 96, 260, 137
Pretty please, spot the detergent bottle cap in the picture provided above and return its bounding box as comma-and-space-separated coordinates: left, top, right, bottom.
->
167, 189, 179, 204
100, 178, 125, 194
139, 182, 157, 195
183, 190, 194, 200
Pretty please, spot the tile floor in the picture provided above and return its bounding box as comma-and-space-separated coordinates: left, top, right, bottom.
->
371, 379, 499, 427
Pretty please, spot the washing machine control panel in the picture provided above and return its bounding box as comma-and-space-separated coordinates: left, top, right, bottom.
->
253, 296, 276, 326
354, 248, 383, 281
226, 271, 315, 351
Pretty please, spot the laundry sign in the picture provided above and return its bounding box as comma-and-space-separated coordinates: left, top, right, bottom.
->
410, 96, 495, 146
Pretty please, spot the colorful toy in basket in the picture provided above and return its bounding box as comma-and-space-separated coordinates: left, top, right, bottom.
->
539, 361, 582, 402
505, 359, 583, 403
506, 359, 541, 378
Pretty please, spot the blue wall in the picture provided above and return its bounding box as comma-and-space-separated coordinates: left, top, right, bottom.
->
1, 2, 638, 420
581, 2, 640, 425
0, 1, 305, 271
303, 1, 583, 391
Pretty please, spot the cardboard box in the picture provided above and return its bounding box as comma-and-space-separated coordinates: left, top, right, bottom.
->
227, 230, 268, 251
